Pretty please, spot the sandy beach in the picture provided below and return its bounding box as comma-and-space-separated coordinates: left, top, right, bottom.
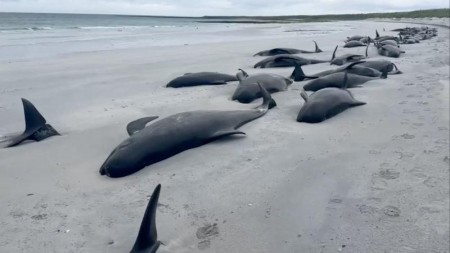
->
0, 20, 449, 252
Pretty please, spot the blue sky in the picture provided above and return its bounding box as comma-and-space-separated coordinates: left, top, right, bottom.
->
1, 0, 448, 16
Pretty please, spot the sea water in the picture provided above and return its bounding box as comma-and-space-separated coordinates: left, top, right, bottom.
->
0, 12, 353, 61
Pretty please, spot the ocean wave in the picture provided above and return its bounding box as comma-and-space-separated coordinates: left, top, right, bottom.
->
29, 27, 53, 31
0, 26, 53, 31
74, 25, 180, 30
1, 24, 183, 32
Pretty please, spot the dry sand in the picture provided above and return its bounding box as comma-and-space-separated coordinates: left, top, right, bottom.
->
0, 20, 449, 252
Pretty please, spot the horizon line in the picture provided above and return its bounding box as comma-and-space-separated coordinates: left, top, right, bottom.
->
0, 8, 448, 19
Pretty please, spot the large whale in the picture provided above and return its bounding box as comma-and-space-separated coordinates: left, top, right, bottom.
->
358, 60, 402, 74
2, 98, 59, 148
253, 41, 322, 56
166, 72, 237, 88
297, 83, 366, 123
376, 43, 405, 58
100, 84, 276, 178
290, 61, 383, 82
303, 68, 387, 92
343, 40, 368, 48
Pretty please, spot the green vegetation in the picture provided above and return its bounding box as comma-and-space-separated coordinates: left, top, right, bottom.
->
198, 8, 449, 23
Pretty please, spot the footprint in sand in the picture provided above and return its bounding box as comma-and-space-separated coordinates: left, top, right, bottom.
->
196, 223, 219, 250
371, 177, 388, 190
383, 206, 401, 217
423, 177, 442, 188
394, 151, 415, 159
359, 204, 379, 215
378, 169, 400, 180
400, 133, 415, 140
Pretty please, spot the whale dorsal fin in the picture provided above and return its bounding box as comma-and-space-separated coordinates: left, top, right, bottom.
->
6, 98, 60, 147
127, 116, 159, 136
130, 184, 161, 253
331, 45, 338, 61
365, 43, 369, 57
313, 41, 322, 53
22, 98, 47, 134
376, 30, 380, 38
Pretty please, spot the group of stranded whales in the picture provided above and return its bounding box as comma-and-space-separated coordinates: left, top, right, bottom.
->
1, 25, 439, 252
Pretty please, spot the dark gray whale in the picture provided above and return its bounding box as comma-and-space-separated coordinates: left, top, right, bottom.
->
166, 72, 237, 88
254, 54, 328, 68
232, 69, 292, 103
253, 41, 322, 56
297, 81, 366, 123
100, 84, 276, 178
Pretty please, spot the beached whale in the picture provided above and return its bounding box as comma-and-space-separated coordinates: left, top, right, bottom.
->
253, 41, 322, 56
291, 61, 383, 82
302, 68, 387, 91
343, 40, 368, 48
254, 54, 328, 68
100, 84, 276, 178
166, 72, 237, 88
232, 69, 292, 103
330, 45, 368, 66
379, 40, 400, 47
376, 43, 405, 58
2, 98, 59, 148
374, 30, 399, 42
297, 77, 366, 123
358, 60, 402, 74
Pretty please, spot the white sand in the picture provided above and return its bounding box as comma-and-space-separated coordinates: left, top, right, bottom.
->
0, 20, 448, 252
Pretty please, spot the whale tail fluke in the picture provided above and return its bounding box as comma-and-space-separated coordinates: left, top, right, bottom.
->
130, 184, 161, 253
6, 98, 59, 148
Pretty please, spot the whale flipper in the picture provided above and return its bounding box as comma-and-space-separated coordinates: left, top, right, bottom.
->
130, 184, 161, 253
127, 116, 159, 136
6, 98, 59, 147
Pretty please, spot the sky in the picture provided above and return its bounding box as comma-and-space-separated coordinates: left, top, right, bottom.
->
0, 0, 448, 16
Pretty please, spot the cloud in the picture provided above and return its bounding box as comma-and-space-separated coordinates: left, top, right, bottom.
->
0, 0, 448, 16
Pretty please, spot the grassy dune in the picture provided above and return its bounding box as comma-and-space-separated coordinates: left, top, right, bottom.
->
198, 8, 450, 23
